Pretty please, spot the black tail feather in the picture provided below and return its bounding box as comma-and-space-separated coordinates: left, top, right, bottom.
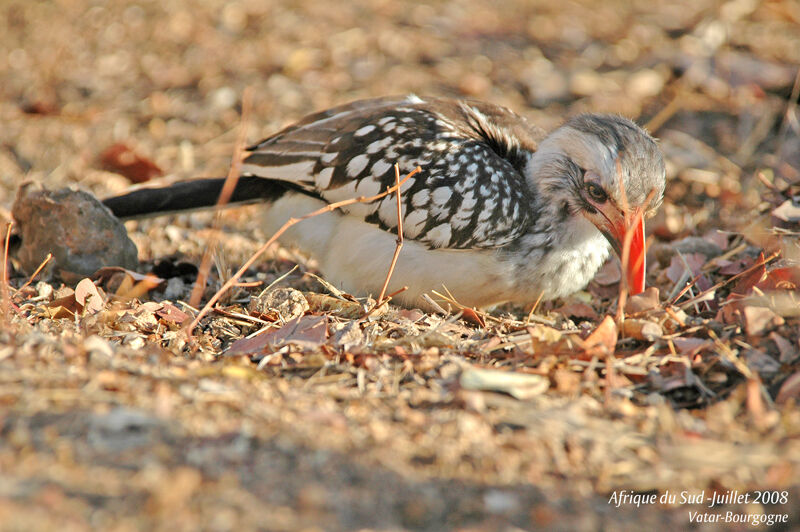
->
102, 176, 291, 220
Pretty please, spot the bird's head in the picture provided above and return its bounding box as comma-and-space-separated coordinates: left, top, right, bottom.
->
528, 114, 666, 294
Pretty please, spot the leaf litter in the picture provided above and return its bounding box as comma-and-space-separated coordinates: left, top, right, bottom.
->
2, 0, 800, 529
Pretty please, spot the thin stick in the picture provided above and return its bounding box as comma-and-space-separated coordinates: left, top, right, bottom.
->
187, 167, 421, 333
189, 87, 253, 308
1, 223, 11, 326
668, 271, 705, 304
361, 285, 409, 320
13, 253, 52, 297
525, 292, 544, 325
678, 251, 780, 308
376, 163, 405, 304
384, 285, 409, 300
644, 92, 682, 134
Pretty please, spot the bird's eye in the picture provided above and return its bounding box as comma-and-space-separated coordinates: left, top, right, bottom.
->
585, 182, 607, 203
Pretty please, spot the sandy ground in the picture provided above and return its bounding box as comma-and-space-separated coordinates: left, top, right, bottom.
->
1, 1, 800, 530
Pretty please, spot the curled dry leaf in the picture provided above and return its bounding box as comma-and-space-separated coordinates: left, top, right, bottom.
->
74, 278, 105, 313
775, 372, 800, 405
743, 306, 785, 337
621, 319, 663, 341
227, 315, 328, 357
772, 198, 800, 223
459, 307, 485, 327
581, 315, 617, 359
45, 278, 106, 318
625, 286, 660, 314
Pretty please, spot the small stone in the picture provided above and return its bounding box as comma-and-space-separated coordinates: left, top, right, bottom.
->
163, 277, 186, 301
12, 184, 139, 281
209, 86, 237, 110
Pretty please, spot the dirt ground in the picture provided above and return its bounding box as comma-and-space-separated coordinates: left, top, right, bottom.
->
1, 0, 800, 530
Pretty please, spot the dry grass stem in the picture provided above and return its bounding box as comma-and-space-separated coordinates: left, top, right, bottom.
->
644, 91, 683, 133
375, 163, 407, 306
525, 292, 545, 325
1, 222, 11, 325
677, 251, 780, 308
5, 4, 800, 526
189, 87, 254, 307
13, 252, 52, 297
187, 166, 420, 333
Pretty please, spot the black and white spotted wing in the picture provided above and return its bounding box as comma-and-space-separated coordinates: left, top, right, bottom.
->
241, 96, 543, 250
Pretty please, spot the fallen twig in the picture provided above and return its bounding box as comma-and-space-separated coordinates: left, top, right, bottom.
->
678, 251, 780, 309
1, 222, 11, 326
187, 166, 420, 334
12, 252, 52, 298
376, 163, 406, 305
189, 87, 253, 308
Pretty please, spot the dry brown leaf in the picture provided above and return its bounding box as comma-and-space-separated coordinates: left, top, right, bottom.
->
772, 198, 800, 222
74, 278, 105, 313
593, 260, 621, 285
526, 325, 575, 354
556, 301, 599, 320
732, 252, 767, 295
775, 372, 800, 404
156, 303, 190, 325
460, 307, 485, 327
743, 306, 785, 336
99, 143, 163, 183
770, 332, 799, 364
621, 319, 662, 341
756, 266, 799, 291
672, 337, 712, 356
228, 315, 328, 357
625, 286, 660, 314
225, 333, 274, 358
666, 253, 706, 284
582, 316, 617, 358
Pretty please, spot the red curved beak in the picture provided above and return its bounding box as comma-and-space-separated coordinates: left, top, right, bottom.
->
590, 207, 647, 295
611, 213, 646, 295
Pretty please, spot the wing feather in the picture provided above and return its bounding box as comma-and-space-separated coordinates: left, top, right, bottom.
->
241, 96, 543, 250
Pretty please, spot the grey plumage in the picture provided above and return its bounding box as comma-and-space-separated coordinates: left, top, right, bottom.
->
105, 95, 666, 308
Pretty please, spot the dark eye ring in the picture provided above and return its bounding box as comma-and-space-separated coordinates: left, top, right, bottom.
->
585, 182, 608, 203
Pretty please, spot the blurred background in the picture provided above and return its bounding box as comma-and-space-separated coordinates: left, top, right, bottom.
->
1, 2, 800, 529
1, 0, 798, 244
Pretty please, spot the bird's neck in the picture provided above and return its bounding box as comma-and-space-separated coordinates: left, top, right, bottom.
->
505, 215, 611, 301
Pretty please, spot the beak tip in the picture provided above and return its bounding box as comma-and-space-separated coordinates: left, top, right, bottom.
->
623, 216, 647, 296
